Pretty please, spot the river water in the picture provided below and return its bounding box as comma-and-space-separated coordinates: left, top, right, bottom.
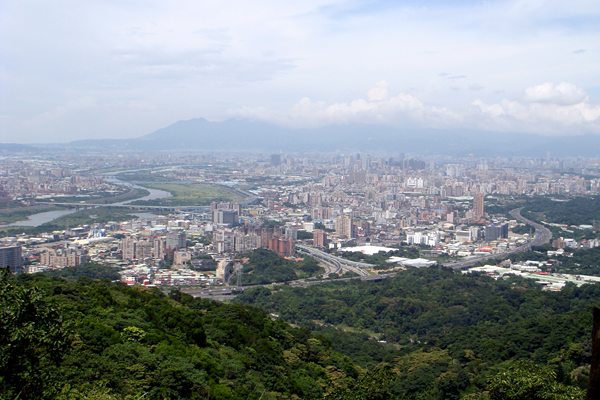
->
2, 170, 173, 227
3, 209, 80, 228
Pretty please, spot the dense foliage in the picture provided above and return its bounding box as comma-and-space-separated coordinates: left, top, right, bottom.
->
524, 196, 600, 226
241, 248, 323, 284
43, 263, 122, 281
2, 266, 591, 400
1, 270, 365, 399
236, 267, 597, 398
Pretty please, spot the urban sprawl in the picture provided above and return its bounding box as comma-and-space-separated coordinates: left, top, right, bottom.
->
2, 151, 600, 291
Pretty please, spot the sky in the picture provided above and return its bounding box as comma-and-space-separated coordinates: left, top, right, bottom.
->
1, 0, 599, 143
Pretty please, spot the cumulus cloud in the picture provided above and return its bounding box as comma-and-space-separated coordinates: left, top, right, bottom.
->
236, 81, 460, 128
367, 80, 389, 101
523, 82, 588, 105
470, 83, 600, 134
235, 82, 600, 135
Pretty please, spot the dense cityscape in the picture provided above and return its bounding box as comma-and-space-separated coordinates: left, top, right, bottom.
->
2, 151, 600, 293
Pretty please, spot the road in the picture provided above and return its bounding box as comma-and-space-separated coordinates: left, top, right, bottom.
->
296, 244, 372, 276
187, 207, 553, 299
442, 207, 553, 270
182, 272, 399, 299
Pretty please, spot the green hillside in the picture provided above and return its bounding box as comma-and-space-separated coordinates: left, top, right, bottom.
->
235, 268, 596, 399
1, 267, 591, 400
1, 271, 359, 399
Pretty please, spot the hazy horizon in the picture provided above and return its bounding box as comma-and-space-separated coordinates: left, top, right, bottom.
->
1, 0, 599, 144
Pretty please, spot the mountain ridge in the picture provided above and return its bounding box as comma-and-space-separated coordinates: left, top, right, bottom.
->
62, 117, 600, 157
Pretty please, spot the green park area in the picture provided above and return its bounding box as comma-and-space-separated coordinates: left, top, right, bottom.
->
131, 183, 246, 207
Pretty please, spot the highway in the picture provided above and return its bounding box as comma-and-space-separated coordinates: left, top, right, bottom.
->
296, 244, 371, 276
182, 272, 399, 299
442, 207, 553, 270
185, 207, 553, 299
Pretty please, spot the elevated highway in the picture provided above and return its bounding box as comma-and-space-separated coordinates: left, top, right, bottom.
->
182, 272, 398, 299
296, 244, 372, 276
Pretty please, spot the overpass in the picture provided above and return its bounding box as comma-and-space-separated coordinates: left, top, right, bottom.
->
45, 202, 211, 213
296, 244, 372, 276
182, 272, 398, 299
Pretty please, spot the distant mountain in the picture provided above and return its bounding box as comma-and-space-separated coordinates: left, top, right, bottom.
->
0, 143, 39, 153
67, 117, 600, 157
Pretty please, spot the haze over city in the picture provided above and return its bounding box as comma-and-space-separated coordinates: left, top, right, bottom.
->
1, 0, 599, 144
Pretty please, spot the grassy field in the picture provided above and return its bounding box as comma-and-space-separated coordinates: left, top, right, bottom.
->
130, 183, 245, 206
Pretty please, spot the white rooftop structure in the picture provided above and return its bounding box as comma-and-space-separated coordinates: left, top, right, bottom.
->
387, 256, 437, 268
339, 245, 397, 256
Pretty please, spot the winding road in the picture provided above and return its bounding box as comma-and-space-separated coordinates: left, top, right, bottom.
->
442, 207, 553, 270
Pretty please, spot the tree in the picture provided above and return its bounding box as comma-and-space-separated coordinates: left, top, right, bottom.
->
0, 268, 73, 398
480, 361, 585, 400
324, 364, 401, 400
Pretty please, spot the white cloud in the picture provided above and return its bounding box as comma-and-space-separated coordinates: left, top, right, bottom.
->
236, 82, 461, 128
523, 82, 588, 106
367, 80, 389, 101
2, 0, 600, 142
236, 82, 600, 135
470, 83, 600, 134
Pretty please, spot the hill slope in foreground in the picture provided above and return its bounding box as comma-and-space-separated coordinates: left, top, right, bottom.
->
0, 267, 593, 399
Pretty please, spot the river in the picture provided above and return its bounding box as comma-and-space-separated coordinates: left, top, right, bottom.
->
2, 209, 81, 227
2, 170, 173, 227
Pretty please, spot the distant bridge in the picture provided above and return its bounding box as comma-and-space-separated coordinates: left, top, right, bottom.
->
46, 202, 211, 213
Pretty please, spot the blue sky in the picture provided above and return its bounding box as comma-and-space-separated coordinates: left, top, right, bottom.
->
1, 0, 599, 142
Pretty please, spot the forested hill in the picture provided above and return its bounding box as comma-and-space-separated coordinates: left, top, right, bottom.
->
523, 196, 600, 226
1, 268, 593, 400
235, 268, 598, 398
1, 271, 363, 399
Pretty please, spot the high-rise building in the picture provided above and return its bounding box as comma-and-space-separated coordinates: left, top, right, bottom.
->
311, 207, 332, 220
122, 237, 136, 261
335, 215, 357, 238
348, 169, 366, 184
214, 229, 235, 253
166, 231, 186, 250
0, 245, 23, 273
485, 223, 508, 242
39, 248, 89, 267
268, 237, 295, 256
473, 192, 484, 218
213, 209, 239, 226
234, 232, 262, 253
270, 154, 282, 166
313, 229, 329, 248
152, 237, 165, 259
135, 240, 153, 259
